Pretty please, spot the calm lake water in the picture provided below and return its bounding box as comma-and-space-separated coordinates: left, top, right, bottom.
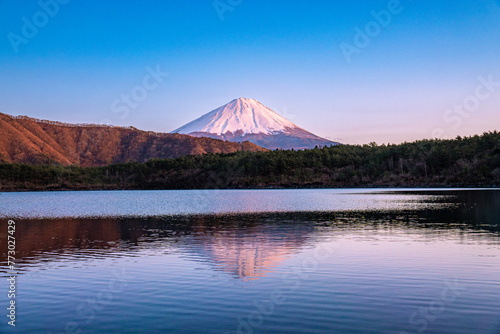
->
0, 189, 499, 333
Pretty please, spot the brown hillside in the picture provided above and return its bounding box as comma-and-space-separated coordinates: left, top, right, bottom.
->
0, 113, 267, 166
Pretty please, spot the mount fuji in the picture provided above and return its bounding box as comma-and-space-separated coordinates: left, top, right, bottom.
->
172, 98, 339, 150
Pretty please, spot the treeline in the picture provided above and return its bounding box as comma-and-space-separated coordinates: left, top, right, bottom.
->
1, 132, 499, 191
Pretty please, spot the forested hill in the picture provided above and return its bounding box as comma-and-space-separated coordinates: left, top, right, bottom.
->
0, 131, 499, 191
0, 112, 266, 166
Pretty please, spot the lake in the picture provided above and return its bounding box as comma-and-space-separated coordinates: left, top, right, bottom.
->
0, 189, 499, 333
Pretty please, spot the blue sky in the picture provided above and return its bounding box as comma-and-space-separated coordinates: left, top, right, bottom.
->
1, 0, 499, 144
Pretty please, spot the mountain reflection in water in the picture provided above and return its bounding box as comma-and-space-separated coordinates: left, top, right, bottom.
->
0, 189, 499, 334
4, 202, 499, 281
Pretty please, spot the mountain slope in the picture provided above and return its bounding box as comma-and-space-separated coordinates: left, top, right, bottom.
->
0, 113, 266, 166
172, 98, 339, 150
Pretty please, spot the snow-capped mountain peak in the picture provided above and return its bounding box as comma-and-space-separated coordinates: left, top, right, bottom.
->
172, 97, 298, 136
172, 98, 339, 150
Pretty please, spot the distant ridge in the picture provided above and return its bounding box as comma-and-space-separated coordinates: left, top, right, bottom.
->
11, 115, 129, 128
172, 98, 339, 150
0, 112, 266, 166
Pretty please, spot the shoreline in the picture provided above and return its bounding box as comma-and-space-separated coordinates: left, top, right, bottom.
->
1, 184, 499, 193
